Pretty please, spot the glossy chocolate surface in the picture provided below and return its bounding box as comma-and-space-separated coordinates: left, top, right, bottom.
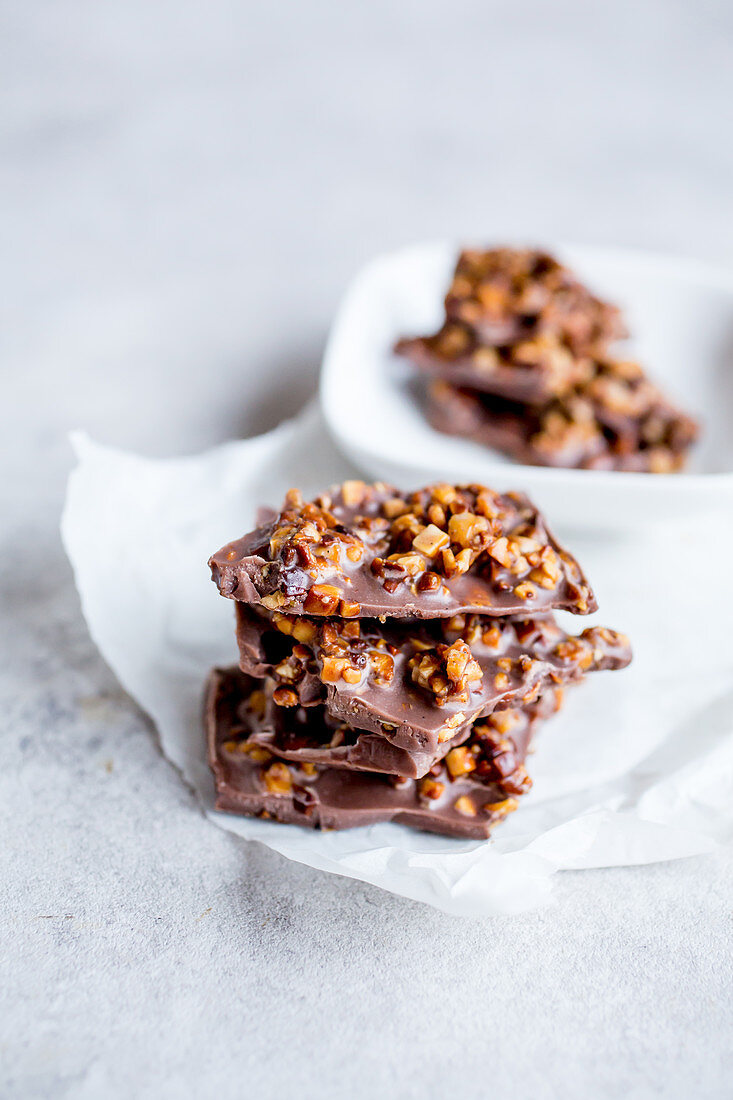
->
206, 667, 563, 839
235, 604, 631, 756
210, 482, 597, 618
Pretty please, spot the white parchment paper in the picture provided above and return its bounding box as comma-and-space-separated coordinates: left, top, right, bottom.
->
61, 406, 733, 915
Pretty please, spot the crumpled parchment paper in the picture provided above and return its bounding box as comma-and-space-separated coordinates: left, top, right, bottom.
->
61, 405, 733, 915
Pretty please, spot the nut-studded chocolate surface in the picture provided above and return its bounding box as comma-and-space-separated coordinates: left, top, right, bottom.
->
206, 667, 562, 839
396, 323, 598, 405
235, 604, 632, 756
442, 248, 625, 350
211, 671, 476, 779
427, 379, 697, 473
209, 482, 597, 618
395, 246, 698, 473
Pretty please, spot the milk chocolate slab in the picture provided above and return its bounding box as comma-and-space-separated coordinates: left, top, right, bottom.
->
396, 323, 596, 405
442, 248, 626, 350
427, 379, 697, 473
206, 667, 561, 838
210, 482, 597, 619
223, 674, 473, 779
235, 605, 631, 757
397, 325, 701, 451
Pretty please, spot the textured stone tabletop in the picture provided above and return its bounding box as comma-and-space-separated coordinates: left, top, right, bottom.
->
2, 3, 732, 1097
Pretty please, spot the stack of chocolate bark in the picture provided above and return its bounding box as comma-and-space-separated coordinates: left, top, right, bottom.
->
206, 481, 631, 839
396, 248, 698, 471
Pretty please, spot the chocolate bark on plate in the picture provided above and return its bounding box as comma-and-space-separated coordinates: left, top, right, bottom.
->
427, 377, 698, 473
442, 248, 626, 350
206, 666, 563, 839
396, 322, 597, 405
209, 481, 597, 619
395, 246, 698, 473
234, 604, 632, 759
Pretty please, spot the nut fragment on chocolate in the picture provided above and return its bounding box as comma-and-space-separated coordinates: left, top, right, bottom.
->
209, 482, 598, 618
206, 667, 563, 839
235, 604, 632, 757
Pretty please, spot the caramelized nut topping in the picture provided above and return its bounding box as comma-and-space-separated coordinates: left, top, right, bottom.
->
454, 795, 477, 817
418, 777, 445, 801
408, 638, 483, 704
272, 687, 299, 707
263, 761, 292, 794
445, 746, 476, 778
210, 481, 598, 617
484, 796, 520, 817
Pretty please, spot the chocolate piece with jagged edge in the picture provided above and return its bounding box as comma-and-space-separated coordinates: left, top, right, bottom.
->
234, 604, 632, 758
216, 673, 476, 779
396, 323, 598, 405
442, 248, 626, 350
206, 667, 564, 839
209, 482, 597, 619
427, 377, 698, 473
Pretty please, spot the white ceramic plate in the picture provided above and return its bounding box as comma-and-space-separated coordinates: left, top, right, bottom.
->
321, 241, 733, 530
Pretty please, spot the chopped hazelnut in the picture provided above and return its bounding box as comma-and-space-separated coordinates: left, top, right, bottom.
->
244, 744, 273, 764
292, 618, 317, 644
272, 687, 299, 707
273, 613, 293, 635
262, 593, 287, 610
303, 584, 341, 615
389, 552, 425, 576
482, 625, 502, 649
446, 746, 476, 778
514, 582, 537, 600
448, 511, 490, 547
487, 709, 520, 734
341, 480, 367, 507
418, 777, 445, 801
431, 483, 457, 507
321, 656, 349, 683
263, 761, 292, 794
484, 797, 520, 817
370, 652, 395, 683
383, 497, 410, 519
412, 524, 450, 557
441, 547, 458, 576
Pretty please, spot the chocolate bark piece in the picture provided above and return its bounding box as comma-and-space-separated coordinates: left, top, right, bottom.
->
206, 666, 561, 839
209, 481, 597, 619
222, 674, 475, 779
580, 357, 699, 456
427, 378, 697, 473
442, 248, 625, 350
396, 323, 596, 405
235, 605, 632, 758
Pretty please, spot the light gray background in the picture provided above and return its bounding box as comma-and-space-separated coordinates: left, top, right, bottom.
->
2, 2, 732, 1097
